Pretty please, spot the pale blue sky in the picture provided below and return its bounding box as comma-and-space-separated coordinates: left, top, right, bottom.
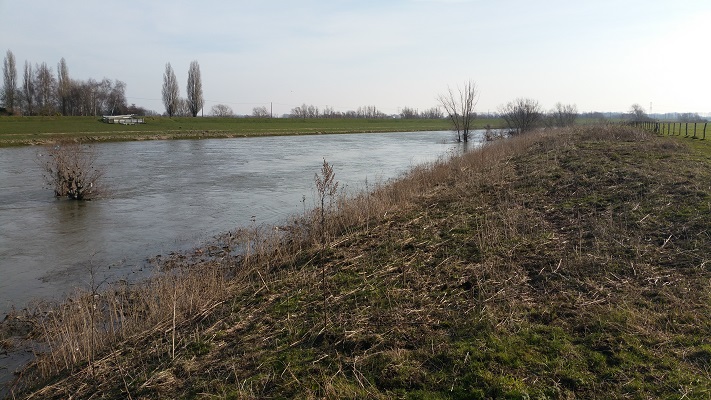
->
1, 0, 709, 116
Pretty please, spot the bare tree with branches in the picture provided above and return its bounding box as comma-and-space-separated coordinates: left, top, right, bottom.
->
211, 104, 234, 117
162, 63, 179, 117
400, 107, 419, 119
438, 80, 478, 142
629, 103, 649, 121
34, 62, 57, 115
356, 105, 385, 119
499, 98, 543, 134
252, 106, 269, 118
175, 97, 191, 117
421, 106, 443, 119
186, 60, 203, 117
291, 103, 319, 118
39, 141, 104, 200
549, 102, 578, 127
2, 50, 18, 113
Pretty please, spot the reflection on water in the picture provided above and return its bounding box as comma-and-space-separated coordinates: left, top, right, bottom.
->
0, 130, 482, 315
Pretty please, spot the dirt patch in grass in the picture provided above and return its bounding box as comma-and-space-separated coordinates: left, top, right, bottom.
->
5, 125, 711, 399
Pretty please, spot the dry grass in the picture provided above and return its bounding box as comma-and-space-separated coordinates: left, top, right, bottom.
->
4, 124, 711, 398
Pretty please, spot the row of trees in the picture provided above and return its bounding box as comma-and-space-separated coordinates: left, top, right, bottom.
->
399, 107, 444, 119
161, 61, 203, 117
281, 104, 441, 119
0, 50, 149, 116
206, 104, 445, 119
287, 104, 390, 119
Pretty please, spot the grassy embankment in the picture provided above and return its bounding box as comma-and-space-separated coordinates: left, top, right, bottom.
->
4, 125, 711, 398
0, 116, 503, 147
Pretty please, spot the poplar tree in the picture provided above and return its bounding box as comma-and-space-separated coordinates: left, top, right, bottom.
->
22, 61, 35, 115
2, 50, 17, 113
186, 60, 203, 117
57, 57, 70, 115
162, 62, 179, 117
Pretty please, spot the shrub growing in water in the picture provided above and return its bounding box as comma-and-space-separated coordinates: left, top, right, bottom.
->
39, 141, 103, 200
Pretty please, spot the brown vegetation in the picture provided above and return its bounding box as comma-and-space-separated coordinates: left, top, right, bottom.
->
38, 140, 103, 200
5, 125, 711, 398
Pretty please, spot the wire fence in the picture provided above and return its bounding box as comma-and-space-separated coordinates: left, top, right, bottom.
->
631, 120, 709, 139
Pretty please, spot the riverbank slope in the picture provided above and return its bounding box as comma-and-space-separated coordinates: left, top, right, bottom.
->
7, 125, 711, 398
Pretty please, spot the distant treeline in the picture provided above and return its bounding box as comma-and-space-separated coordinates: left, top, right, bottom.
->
280, 104, 444, 119
1, 49, 153, 117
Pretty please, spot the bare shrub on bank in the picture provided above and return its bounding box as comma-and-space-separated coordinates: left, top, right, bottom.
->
39, 141, 104, 200
499, 97, 543, 134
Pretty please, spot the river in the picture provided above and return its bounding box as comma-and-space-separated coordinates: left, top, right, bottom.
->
0, 130, 484, 317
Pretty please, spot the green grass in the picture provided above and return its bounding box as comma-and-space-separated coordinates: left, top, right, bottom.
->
0, 116, 505, 146
658, 121, 710, 139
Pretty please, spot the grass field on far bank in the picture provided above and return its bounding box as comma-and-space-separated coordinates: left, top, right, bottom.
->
0, 116, 504, 146
5, 124, 711, 399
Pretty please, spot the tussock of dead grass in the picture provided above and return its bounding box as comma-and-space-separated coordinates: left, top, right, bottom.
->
5, 125, 711, 398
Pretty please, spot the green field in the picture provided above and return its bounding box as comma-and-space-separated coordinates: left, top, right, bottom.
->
0, 116, 505, 146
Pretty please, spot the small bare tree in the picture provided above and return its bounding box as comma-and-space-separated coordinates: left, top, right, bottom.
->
40, 141, 104, 200
629, 103, 648, 121
315, 159, 339, 330
211, 104, 234, 117
33, 62, 57, 116
291, 103, 319, 118
438, 80, 478, 142
499, 98, 543, 134
421, 106, 443, 119
356, 105, 385, 119
400, 107, 419, 119
252, 106, 269, 118
175, 97, 191, 117
550, 102, 578, 127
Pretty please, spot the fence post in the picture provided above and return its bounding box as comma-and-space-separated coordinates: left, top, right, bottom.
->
685, 123, 689, 137
693, 123, 697, 139
704, 122, 708, 140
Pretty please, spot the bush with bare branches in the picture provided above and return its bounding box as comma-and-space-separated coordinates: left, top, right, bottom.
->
39, 141, 104, 200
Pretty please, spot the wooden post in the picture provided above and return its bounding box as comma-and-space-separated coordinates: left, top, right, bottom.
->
693, 123, 697, 139
704, 122, 708, 140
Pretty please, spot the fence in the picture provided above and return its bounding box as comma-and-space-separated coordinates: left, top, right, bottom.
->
631, 120, 709, 139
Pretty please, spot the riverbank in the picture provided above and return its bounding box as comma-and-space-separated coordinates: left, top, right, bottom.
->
0, 116, 502, 147
5, 125, 711, 398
